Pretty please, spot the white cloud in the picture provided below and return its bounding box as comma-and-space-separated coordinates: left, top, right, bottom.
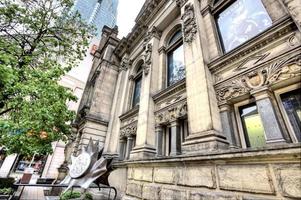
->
117, 0, 145, 38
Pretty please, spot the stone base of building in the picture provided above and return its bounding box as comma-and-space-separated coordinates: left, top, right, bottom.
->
182, 130, 229, 153
109, 144, 301, 200
130, 145, 156, 160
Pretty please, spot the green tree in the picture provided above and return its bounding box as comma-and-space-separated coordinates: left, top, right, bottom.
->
0, 0, 94, 156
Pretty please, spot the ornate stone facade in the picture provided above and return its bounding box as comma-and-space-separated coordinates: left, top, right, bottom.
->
73, 0, 301, 199
181, 3, 197, 43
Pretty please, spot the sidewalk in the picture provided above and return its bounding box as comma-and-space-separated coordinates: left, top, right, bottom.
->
19, 174, 45, 200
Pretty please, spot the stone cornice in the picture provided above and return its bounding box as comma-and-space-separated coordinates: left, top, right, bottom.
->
77, 113, 109, 128
208, 16, 295, 73
153, 79, 186, 103
113, 143, 301, 164
119, 106, 140, 121
115, 0, 168, 58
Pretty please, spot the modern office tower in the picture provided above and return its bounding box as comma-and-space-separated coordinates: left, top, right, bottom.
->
72, 0, 118, 39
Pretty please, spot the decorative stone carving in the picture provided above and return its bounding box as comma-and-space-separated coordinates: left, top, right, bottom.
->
176, 0, 188, 7
120, 55, 129, 71
234, 52, 270, 72
215, 55, 301, 103
155, 102, 187, 125
143, 43, 152, 75
216, 79, 250, 103
144, 26, 162, 44
181, 3, 197, 43
120, 124, 137, 138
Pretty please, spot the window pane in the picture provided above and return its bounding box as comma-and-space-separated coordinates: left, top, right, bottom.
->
240, 104, 266, 148
132, 76, 142, 107
168, 30, 182, 46
280, 88, 301, 141
168, 44, 185, 86
216, 0, 272, 52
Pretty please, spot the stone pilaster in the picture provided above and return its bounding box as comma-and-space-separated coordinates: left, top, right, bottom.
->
251, 87, 287, 145
181, 1, 228, 153
155, 126, 163, 157
103, 67, 129, 156
169, 121, 181, 156
130, 29, 161, 159
281, 0, 301, 32
219, 104, 237, 148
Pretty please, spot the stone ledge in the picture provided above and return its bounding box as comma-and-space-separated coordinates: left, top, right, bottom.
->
114, 144, 301, 166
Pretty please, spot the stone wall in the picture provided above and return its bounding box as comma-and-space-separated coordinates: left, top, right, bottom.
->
109, 146, 301, 200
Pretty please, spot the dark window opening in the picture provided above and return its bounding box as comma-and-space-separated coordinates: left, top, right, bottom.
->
280, 88, 301, 142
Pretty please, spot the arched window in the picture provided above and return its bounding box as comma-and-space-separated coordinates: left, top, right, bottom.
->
167, 29, 185, 86
132, 64, 143, 107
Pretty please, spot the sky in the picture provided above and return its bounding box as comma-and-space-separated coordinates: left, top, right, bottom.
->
116, 0, 145, 37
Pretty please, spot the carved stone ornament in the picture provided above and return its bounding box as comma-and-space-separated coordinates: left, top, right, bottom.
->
143, 43, 152, 75
120, 124, 137, 138
120, 55, 129, 71
181, 3, 197, 43
144, 26, 162, 44
215, 55, 301, 104
155, 102, 187, 125
176, 0, 188, 7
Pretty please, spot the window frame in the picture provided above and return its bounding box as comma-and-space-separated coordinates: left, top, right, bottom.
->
274, 83, 301, 143
213, 0, 273, 54
166, 29, 185, 87
234, 98, 267, 148
131, 71, 143, 108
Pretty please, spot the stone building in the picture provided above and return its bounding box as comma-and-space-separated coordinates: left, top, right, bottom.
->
73, 0, 301, 199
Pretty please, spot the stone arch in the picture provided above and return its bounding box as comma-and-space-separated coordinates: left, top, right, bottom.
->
130, 56, 145, 77
159, 17, 182, 48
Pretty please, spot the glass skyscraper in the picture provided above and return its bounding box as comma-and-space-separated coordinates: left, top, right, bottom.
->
72, 0, 118, 39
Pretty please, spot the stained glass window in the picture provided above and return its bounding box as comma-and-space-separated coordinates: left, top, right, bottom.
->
132, 76, 142, 107
280, 88, 301, 141
239, 104, 266, 148
216, 0, 272, 52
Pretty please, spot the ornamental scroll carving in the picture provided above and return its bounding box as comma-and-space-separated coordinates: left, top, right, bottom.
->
120, 55, 129, 71
216, 55, 301, 104
176, 0, 188, 7
143, 43, 152, 75
181, 3, 197, 43
155, 102, 187, 125
120, 124, 137, 138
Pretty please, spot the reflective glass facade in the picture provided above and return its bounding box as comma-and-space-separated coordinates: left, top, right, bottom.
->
72, 0, 118, 39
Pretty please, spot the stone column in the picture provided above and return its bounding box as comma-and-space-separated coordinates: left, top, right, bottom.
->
169, 121, 181, 156
125, 136, 134, 160
130, 28, 161, 159
219, 104, 237, 148
118, 138, 127, 160
281, 0, 301, 32
251, 87, 286, 144
180, 1, 228, 153
155, 126, 163, 157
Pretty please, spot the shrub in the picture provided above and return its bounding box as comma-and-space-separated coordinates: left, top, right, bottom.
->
0, 187, 13, 195
59, 191, 81, 200
0, 178, 15, 188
